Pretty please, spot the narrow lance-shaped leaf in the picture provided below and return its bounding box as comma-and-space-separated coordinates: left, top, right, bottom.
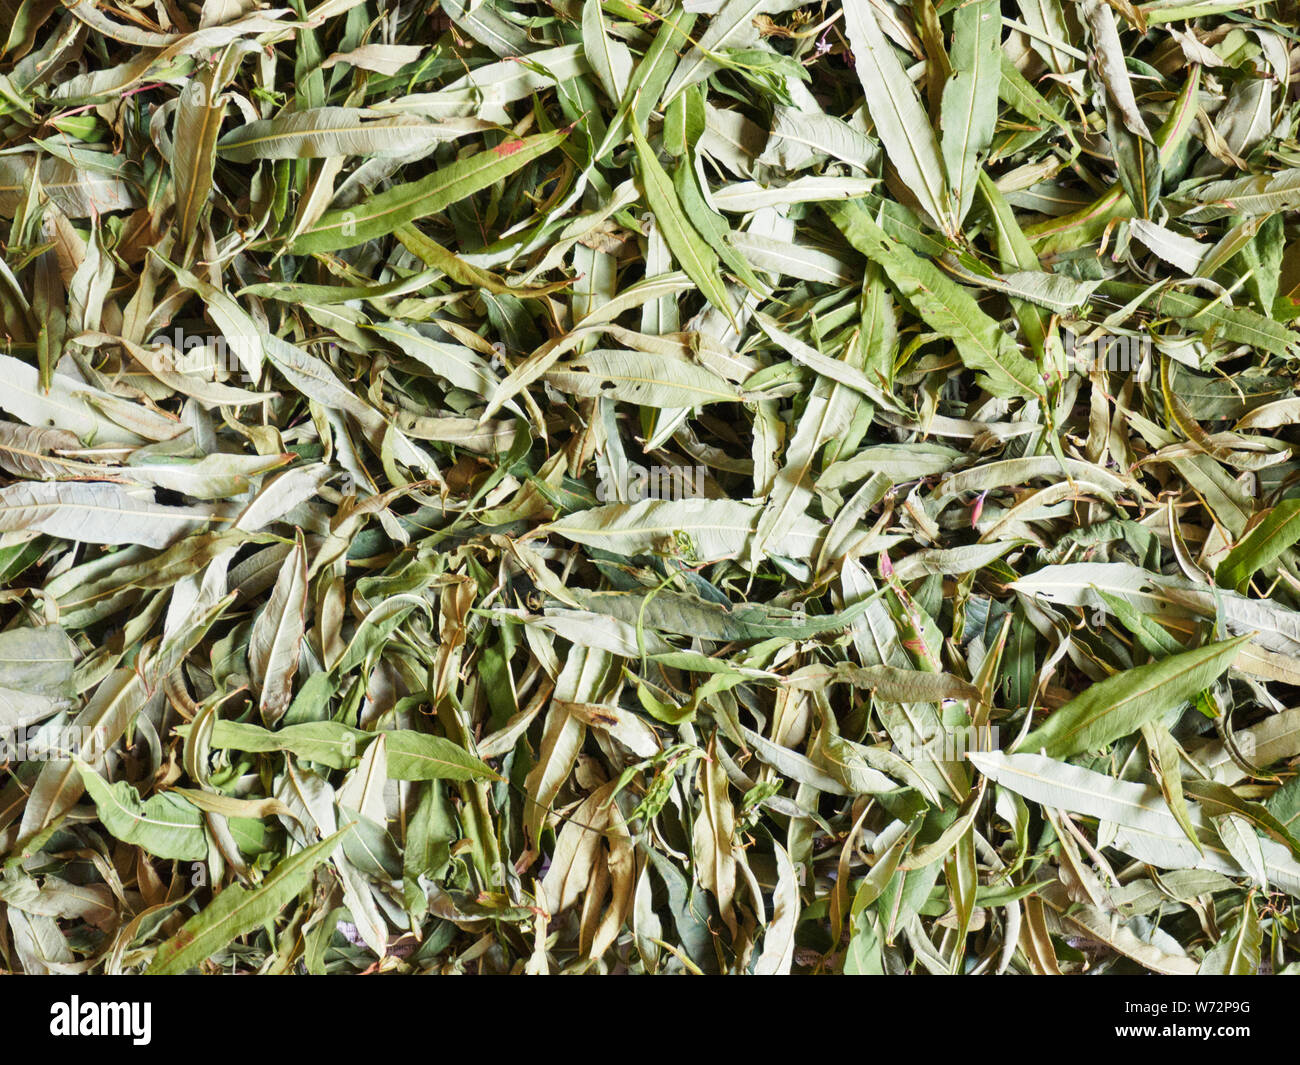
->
76, 762, 208, 861
291, 130, 568, 254
172, 58, 227, 246
842, 0, 954, 237
939, 0, 1001, 224
581, 0, 630, 104
218, 108, 457, 162
1015, 635, 1251, 758
146, 828, 353, 974
629, 121, 735, 322
383, 731, 502, 783
827, 200, 1042, 398
1199, 896, 1262, 975
660, 0, 794, 103
1081, 0, 1153, 142
248, 529, 308, 724
1217, 499, 1300, 592
0, 481, 216, 550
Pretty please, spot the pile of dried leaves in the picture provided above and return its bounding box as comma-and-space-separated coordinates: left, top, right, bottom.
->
2, 0, 1300, 976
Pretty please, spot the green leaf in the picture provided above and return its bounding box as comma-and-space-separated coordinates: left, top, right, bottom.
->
1199, 896, 1262, 975
209, 720, 369, 769
939, 0, 1001, 223
383, 731, 501, 782
217, 108, 453, 162
1016, 635, 1250, 758
827, 200, 1042, 398
291, 130, 568, 253
629, 121, 734, 322
77, 763, 208, 861
1217, 500, 1300, 592
146, 829, 352, 974
842, 0, 954, 236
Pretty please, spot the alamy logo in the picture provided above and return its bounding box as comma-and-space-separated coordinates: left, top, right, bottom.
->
0, 725, 96, 762
595, 463, 707, 503
49, 997, 151, 1045
147, 328, 251, 379
893, 726, 1000, 763
144, 332, 344, 385
1062, 328, 1150, 374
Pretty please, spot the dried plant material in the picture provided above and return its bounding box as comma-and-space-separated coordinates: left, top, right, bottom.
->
0, 0, 1299, 979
